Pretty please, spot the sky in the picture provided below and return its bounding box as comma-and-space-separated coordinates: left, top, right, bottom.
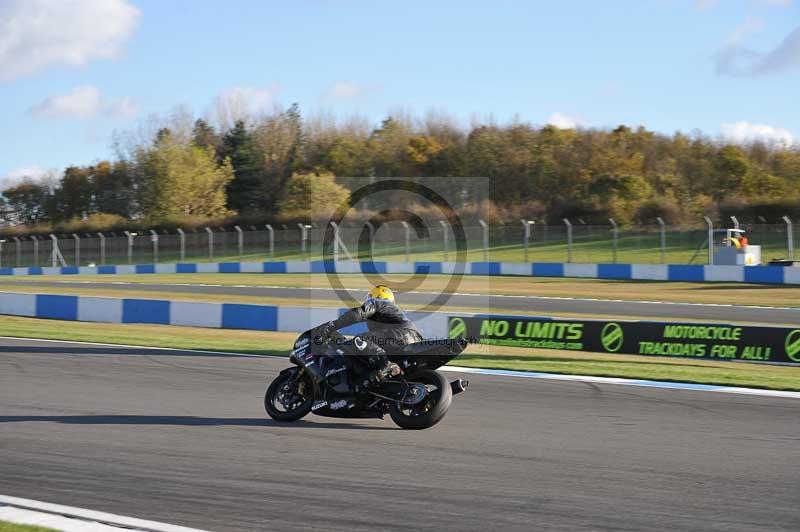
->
1, 0, 799, 184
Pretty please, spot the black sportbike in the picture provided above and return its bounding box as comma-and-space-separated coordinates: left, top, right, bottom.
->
265, 328, 469, 429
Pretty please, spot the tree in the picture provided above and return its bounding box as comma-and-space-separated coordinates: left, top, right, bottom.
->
192, 119, 220, 151
369, 116, 414, 177
2, 180, 52, 225
278, 171, 350, 221
93, 160, 137, 218
252, 103, 306, 213
138, 136, 234, 219
323, 134, 371, 178
712, 145, 749, 199
220, 120, 265, 214
55, 165, 93, 221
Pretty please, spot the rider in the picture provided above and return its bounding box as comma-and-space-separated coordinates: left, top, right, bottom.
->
316, 285, 422, 386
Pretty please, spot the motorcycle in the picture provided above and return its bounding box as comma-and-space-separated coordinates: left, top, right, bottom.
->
264, 328, 469, 429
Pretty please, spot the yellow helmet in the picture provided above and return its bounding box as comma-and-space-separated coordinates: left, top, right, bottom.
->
367, 285, 395, 304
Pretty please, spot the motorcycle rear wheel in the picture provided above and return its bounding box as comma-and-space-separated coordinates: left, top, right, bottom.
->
265, 370, 314, 422
389, 369, 452, 430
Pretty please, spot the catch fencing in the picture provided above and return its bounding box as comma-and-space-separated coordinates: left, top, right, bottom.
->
0, 218, 796, 269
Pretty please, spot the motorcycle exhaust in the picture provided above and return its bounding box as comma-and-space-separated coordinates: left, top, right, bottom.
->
450, 379, 469, 395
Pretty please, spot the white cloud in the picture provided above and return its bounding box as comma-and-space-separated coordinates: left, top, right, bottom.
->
726, 16, 765, 46
212, 85, 278, 127
694, 0, 719, 10
546, 112, 584, 129
321, 81, 374, 101
4, 165, 47, 181
717, 24, 800, 75
1, 165, 51, 190
0, 0, 140, 81
721, 121, 795, 145
696, 0, 792, 10
28, 85, 136, 119
754, 0, 793, 7
218, 86, 275, 110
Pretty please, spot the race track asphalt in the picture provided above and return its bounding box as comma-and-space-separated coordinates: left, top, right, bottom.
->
1, 338, 798, 532
1, 280, 799, 324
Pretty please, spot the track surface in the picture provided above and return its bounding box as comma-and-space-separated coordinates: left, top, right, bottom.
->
2, 338, 799, 532
2, 280, 799, 323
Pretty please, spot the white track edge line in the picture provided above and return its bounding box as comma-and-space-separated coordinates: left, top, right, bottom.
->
0, 495, 209, 532
441, 365, 800, 399
0, 336, 270, 358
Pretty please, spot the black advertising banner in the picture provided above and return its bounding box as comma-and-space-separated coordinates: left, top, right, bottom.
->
447, 315, 800, 365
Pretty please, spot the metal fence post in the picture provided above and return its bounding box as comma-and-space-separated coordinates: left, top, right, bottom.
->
366, 221, 376, 259
730, 216, 740, 230
298, 223, 307, 256
478, 219, 489, 261
439, 220, 449, 261
563, 219, 573, 263
72, 234, 80, 266
656, 217, 666, 264
609, 218, 618, 264
97, 233, 106, 265
49, 234, 55, 267
265, 225, 274, 258
522, 219, 533, 262
13, 237, 21, 267
783, 216, 794, 261
32, 236, 39, 266
330, 221, 340, 261
123, 231, 134, 264
205, 227, 214, 259
704, 216, 714, 265
149, 230, 159, 263
234, 225, 244, 258
176, 228, 185, 262
400, 221, 410, 263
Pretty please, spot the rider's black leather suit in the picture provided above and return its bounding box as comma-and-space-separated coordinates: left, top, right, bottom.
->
330, 298, 422, 366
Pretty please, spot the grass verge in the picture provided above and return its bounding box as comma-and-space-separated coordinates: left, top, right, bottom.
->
2, 315, 799, 391
0, 521, 57, 532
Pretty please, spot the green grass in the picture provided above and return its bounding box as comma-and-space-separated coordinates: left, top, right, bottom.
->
0, 315, 288, 355
0, 521, 58, 532
2, 315, 799, 391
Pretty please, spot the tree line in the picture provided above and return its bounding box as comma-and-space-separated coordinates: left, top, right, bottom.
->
2, 104, 800, 234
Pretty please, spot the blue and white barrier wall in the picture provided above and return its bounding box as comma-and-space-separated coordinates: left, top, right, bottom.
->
0, 260, 798, 285
5, 292, 797, 366
0, 292, 449, 339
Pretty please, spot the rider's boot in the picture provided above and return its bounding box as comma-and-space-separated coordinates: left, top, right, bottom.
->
370, 360, 403, 383
364, 358, 402, 387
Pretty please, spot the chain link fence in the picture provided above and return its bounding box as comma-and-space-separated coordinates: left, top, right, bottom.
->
0, 219, 796, 268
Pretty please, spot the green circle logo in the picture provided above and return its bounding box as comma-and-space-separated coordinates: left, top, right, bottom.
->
449, 317, 467, 339
601, 323, 624, 352
785, 330, 800, 363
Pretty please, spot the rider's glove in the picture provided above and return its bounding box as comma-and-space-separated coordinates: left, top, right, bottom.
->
318, 320, 337, 339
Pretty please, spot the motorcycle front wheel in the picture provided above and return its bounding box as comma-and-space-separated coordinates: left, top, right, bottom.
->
264, 370, 314, 422
389, 369, 453, 430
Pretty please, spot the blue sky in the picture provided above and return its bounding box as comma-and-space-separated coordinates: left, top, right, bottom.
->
1, 0, 799, 183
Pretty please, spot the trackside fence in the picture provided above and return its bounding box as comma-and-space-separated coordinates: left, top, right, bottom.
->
1, 220, 796, 268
